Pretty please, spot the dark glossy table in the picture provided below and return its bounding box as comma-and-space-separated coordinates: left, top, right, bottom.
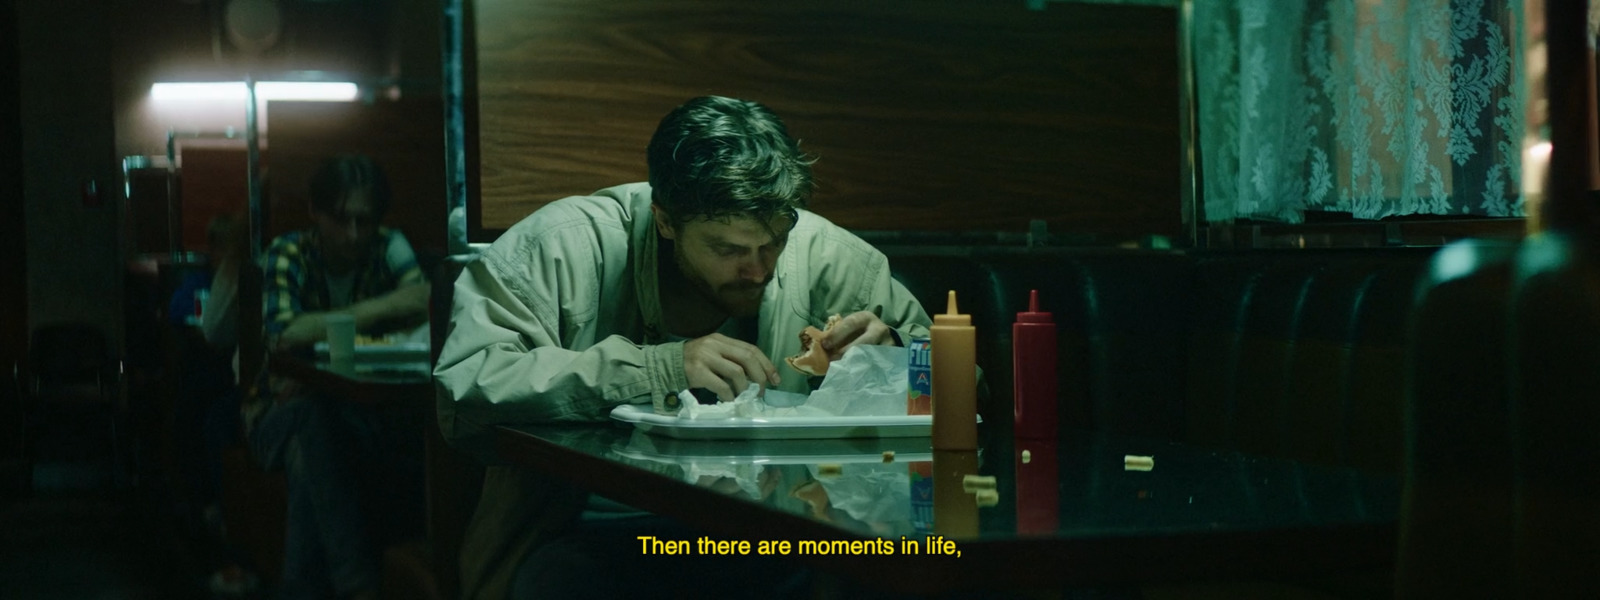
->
489, 422, 1400, 595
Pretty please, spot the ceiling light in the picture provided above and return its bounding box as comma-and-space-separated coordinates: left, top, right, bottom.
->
149, 81, 360, 102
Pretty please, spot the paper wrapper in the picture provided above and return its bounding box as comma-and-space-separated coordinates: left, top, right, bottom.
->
682, 461, 766, 500
808, 462, 913, 529
805, 345, 911, 417
675, 345, 910, 420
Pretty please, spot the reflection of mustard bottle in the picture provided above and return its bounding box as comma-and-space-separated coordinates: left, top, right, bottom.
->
932, 450, 980, 539
931, 291, 977, 449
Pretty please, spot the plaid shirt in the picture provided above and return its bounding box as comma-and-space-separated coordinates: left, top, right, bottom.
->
261, 227, 424, 336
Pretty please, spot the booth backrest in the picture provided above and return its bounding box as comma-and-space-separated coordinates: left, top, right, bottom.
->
885, 247, 1436, 474
1395, 239, 1518, 598
1183, 250, 1430, 474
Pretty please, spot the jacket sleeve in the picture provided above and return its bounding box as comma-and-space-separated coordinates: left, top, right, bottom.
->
432, 240, 688, 444
860, 252, 933, 345
823, 232, 986, 399
809, 227, 933, 341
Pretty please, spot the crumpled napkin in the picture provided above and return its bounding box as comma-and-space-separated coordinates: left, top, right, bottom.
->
682, 461, 765, 499
674, 344, 910, 420
674, 386, 761, 420
674, 384, 813, 419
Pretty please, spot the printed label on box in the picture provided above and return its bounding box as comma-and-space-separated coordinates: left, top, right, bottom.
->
908, 337, 932, 415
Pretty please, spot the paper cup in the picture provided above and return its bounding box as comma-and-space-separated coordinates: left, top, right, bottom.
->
325, 313, 356, 373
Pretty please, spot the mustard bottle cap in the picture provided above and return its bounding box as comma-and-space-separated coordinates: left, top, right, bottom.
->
934, 290, 972, 326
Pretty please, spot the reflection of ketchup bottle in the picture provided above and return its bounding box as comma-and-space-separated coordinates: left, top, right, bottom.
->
1015, 440, 1060, 535
1012, 290, 1058, 439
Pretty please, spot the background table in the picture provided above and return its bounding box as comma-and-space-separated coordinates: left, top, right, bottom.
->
267, 350, 431, 406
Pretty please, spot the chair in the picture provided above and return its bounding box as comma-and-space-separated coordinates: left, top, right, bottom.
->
21, 322, 128, 489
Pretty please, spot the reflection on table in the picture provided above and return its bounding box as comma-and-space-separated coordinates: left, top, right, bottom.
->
267, 347, 431, 406
614, 433, 938, 540
490, 420, 1400, 594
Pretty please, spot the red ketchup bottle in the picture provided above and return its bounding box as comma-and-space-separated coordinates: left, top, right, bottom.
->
1012, 290, 1058, 439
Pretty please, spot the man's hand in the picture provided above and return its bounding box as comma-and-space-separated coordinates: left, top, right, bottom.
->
275, 312, 327, 350
819, 310, 899, 359
273, 282, 430, 351
683, 333, 781, 402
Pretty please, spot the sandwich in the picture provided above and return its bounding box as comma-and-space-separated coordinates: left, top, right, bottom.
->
785, 314, 843, 376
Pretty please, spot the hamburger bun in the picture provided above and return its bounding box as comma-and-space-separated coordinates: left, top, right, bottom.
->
784, 314, 843, 376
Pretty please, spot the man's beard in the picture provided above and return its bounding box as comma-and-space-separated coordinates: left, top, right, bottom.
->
674, 245, 770, 318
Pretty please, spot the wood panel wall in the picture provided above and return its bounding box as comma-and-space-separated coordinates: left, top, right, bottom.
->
177, 141, 254, 252
265, 99, 448, 257
473, 0, 1180, 238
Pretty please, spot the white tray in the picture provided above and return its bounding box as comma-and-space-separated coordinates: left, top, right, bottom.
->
614, 431, 935, 464
313, 341, 430, 363
609, 404, 979, 440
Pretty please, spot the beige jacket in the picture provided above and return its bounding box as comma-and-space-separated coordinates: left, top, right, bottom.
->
433, 182, 932, 599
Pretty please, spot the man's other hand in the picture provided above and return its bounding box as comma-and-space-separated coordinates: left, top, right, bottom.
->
682, 333, 781, 402
276, 312, 326, 350
818, 310, 898, 359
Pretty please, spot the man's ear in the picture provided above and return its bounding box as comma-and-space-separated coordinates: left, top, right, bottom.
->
650, 203, 677, 241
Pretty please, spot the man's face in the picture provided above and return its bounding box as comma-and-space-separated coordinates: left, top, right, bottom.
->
655, 207, 795, 318
310, 188, 380, 274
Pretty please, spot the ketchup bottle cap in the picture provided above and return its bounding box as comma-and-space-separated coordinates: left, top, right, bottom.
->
1016, 289, 1053, 324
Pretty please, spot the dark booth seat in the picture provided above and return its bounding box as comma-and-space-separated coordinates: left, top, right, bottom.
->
884, 246, 1435, 475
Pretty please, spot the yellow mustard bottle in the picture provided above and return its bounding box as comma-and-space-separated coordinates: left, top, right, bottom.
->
931, 290, 977, 449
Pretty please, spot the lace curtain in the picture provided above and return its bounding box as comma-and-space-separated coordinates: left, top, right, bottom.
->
1196, 0, 1526, 223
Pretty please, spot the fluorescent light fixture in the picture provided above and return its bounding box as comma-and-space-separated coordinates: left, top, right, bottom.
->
150, 81, 360, 102
258, 82, 359, 101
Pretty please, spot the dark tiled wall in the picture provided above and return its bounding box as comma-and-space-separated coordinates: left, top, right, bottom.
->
18, 0, 122, 349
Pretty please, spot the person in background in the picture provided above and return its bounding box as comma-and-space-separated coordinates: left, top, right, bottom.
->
165, 214, 247, 535
164, 212, 263, 596
253, 154, 430, 600
434, 96, 934, 599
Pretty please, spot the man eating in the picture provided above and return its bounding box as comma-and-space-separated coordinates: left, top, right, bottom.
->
435, 96, 933, 599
